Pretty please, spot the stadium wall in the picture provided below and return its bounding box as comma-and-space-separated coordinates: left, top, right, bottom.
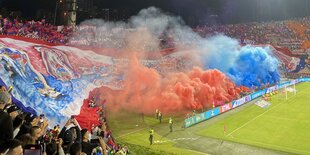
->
184, 78, 310, 128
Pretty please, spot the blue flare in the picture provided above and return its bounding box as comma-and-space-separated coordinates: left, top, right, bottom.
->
228, 46, 280, 87
202, 35, 280, 87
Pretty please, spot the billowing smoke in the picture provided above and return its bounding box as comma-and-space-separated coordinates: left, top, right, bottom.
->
200, 35, 280, 87
70, 7, 279, 114
228, 46, 280, 87
102, 56, 243, 114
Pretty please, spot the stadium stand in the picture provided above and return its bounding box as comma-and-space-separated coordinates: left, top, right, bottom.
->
0, 16, 309, 154
0, 83, 127, 155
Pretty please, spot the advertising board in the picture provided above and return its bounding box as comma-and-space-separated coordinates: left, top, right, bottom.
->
232, 97, 246, 108
220, 103, 232, 113
251, 89, 266, 99
205, 107, 220, 119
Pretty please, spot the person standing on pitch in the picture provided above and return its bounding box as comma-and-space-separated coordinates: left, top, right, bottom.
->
149, 128, 154, 145
158, 111, 162, 123
155, 109, 159, 119
169, 117, 173, 132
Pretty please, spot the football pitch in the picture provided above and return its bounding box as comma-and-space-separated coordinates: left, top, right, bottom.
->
198, 82, 310, 154
110, 82, 310, 155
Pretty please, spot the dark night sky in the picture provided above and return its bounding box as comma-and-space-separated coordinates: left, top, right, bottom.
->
1, 0, 310, 26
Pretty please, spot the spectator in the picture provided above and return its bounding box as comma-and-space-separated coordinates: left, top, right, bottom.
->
46, 138, 65, 155
17, 133, 35, 148
30, 126, 42, 142
89, 97, 96, 108
69, 142, 86, 155
81, 129, 97, 155
116, 145, 128, 155
0, 139, 23, 155
0, 86, 6, 92
59, 118, 81, 153
0, 17, 74, 44
0, 90, 11, 106
15, 112, 35, 139
13, 114, 24, 138
31, 117, 49, 141
0, 91, 13, 147
6, 105, 20, 121
46, 142, 57, 155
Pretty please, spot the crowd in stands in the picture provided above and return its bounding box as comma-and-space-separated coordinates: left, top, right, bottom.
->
195, 17, 310, 51
0, 86, 130, 155
1, 16, 309, 51
0, 18, 74, 44
67, 17, 310, 51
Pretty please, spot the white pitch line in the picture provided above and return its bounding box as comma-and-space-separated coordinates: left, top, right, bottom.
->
186, 149, 208, 155
116, 128, 207, 155
115, 127, 147, 139
226, 87, 309, 137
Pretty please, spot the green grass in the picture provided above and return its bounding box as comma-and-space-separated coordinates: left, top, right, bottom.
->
117, 129, 201, 155
107, 82, 310, 154
108, 110, 203, 155
197, 82, 310, 154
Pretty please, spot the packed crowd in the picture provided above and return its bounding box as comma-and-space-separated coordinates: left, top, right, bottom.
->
0, 18, 74, 44
195, 17, 310, 51
0, 86, 129, 155
1, 16, 309, 51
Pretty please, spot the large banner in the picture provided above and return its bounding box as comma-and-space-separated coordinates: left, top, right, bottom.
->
0, 37, 115, 127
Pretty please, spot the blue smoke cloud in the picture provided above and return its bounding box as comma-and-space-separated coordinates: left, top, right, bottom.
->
201, 35, 280, 88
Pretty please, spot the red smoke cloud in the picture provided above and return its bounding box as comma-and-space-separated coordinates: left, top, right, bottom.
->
102, 53, 247, 115
82, 28, 249, 115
